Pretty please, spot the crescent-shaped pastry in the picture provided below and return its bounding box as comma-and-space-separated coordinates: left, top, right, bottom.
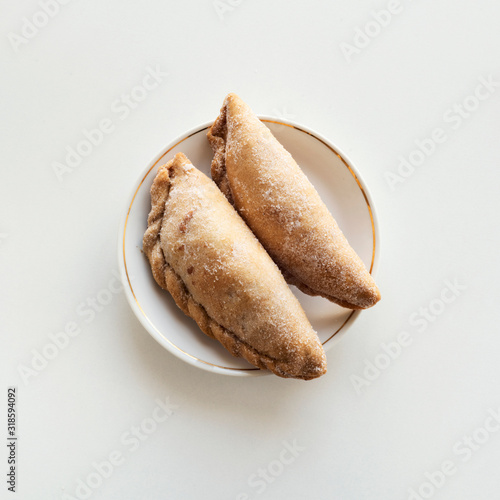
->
207, 94, 381, 310
143, 152, 327, 380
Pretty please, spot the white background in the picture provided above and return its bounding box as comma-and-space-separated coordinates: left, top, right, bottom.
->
1, 1, 500, 499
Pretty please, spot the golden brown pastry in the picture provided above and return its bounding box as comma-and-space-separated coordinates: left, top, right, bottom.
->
207, 93, 381, 310
143, 152, 327, 380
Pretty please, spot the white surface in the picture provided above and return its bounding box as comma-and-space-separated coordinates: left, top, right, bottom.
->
120, 119, 378, 375
1, 1, 499, 499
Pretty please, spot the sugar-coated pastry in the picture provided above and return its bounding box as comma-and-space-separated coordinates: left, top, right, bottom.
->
207, 94, 381, 309
143, 152, 327, 380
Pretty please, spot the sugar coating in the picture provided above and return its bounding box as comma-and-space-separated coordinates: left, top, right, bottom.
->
143, 153, 327, 379
207, 93, 381, 310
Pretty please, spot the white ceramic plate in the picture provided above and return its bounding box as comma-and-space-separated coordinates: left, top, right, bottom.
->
118, 118, 380, 376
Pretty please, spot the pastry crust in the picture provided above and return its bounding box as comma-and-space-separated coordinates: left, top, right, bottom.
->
207, 93, 381, 310
143, 153, 327, 380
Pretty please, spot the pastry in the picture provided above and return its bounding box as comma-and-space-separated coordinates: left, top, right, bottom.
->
143, 152, 327, 380
207, 93, 381, 310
